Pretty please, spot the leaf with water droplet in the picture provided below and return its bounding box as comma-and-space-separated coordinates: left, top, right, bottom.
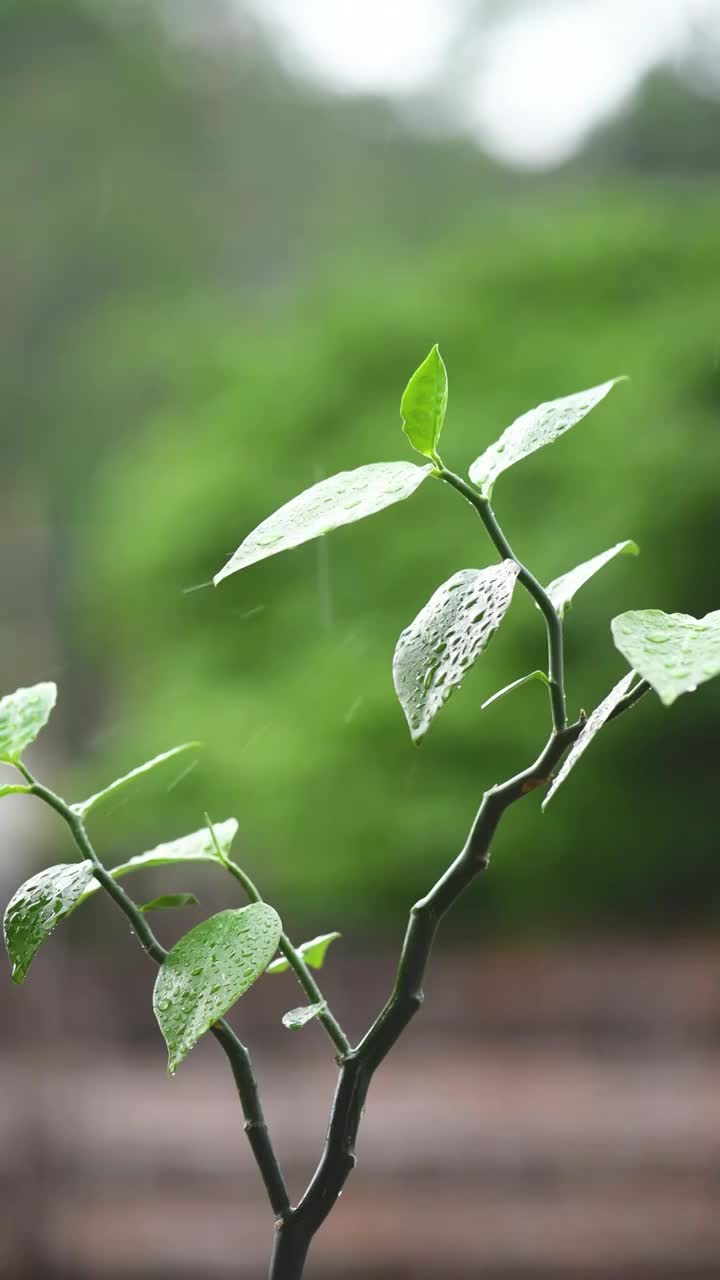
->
282, 1001, 327, 1030
214, 462, 432, 584
4, 861, 95, 982
545, 540, 638, 618
393, 562, 520, 743
139, 893, 199, 913
612, 609, 720, 706
0, 682, 57, 764
153, 903, 282, 1073
469, 379, 623, 498
77, 819, 238, 907
267, 931, 341, 975
400, 344, 447, 461
71, 742, 202, 819
543, 670, 636, 809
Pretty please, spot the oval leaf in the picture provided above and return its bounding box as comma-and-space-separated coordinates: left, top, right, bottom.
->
4, 861, 95, 982
543, 670, 636, 809
153, 903, 282, 1073
469, 379, 622, 498
400, 344, 448, 460
214, 461, 432, 585
393, 561, 520, 743
267, 931, 341, 976
546, 540, 638, 618
0, 683, 57, 764
139, 893, 199, 913
611, 609, 720, 706
72, 742, 202, 818
282, 1001, 327, 1030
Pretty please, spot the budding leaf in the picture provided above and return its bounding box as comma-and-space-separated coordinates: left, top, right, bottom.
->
4, 861, 95, 982
214, 461, 432, 585
282, 1001, 327, 1030
0, 683, 57, 763
72, 742, 202, 819
546, 541, 638, 618
611, 609, 720, 706
267, 931, 341, 975
400, 344, 448, 460
78, 819, 238, 907
393, 561, 520, 743
543, 671, 636, 809
469, 379, 622, 498
139, 893, 199, 913
153, 903, 282, 1074
481, 670, 549, 711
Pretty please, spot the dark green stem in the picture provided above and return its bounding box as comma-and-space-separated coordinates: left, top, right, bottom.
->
437, 468, 567, 730
23, 776, 291, 1221
206, 818, 351, 1059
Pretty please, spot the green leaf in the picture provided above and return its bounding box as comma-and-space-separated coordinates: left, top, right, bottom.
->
468, 379, 623, 498
393, 561, 520, 743
214, 461, 432, 585
0, 784, 31, 799
72, 742, 202, 818
0, 683, 57, 764
546, 540, 638, 618
153, 903, 282, 1073
282, 1001, 327, 1030
139, 893, 199, 913
611, 609, 720, 706
79, 819, 238, 906
4, 861, 95, 982
481, 670, 549, 711
400, 344, 448, 460
267, 931, 341, 975
542, 671, 636, 809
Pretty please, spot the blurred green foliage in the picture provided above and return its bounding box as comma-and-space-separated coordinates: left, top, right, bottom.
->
4, 0, 720, 937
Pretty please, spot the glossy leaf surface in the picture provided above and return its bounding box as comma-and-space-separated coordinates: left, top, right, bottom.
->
543, 671, 636, 808
282, 1001, 327, 1030
393, 561, 520, 742
4, 861, 95, 982
0, 683, 57, 763
546, 540, 638, 617
400, 344, 447, 460
612, 609, 720, 706
214, 462, 432, 584
79, 819, 238, 905
72, 742, 201, 818
267, 931, 341, 975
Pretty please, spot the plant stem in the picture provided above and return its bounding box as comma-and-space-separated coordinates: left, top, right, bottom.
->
206, 817, 351, 1059
23, 775, 291, 1221
437, 467, 567, 730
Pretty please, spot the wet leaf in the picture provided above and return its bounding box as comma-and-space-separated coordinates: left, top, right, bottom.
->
0, 683, 57, 764
282, 1001, 327, 1030
400, 344, 448, 460
267, 931, 341, 975
469, 379, 622, 498
393, 561, 520, 742
153, 903, 282, 1073
543, 671, 636, 808
214, 461, 432, 584
4, 861, 95, 982
546, 541, 638, 617
79, 819, 238, 906
612, 609, 720, 706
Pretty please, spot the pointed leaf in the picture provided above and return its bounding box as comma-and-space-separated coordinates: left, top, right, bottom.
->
153, 903, 282, 1073
282, 1001, 327, 1030
0, 683, 57, 763
72, 742, 201, 818
4, 861, 95, 982
612, 609, 720, 706
0, 785, 31, 799
393, 561, 520, 743
267, 931, 341, 975
481, 670, 549, 711
543, 671, 636, 809
400, 344, 448, 460
79, 819, 239, 906
139, 893, 199, 913
469, 379, 622, 498
546, 541, 638, 618
214, 461, 432, 585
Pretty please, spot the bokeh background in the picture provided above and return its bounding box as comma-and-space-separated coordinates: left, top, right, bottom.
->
1, 0, 719, 1275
